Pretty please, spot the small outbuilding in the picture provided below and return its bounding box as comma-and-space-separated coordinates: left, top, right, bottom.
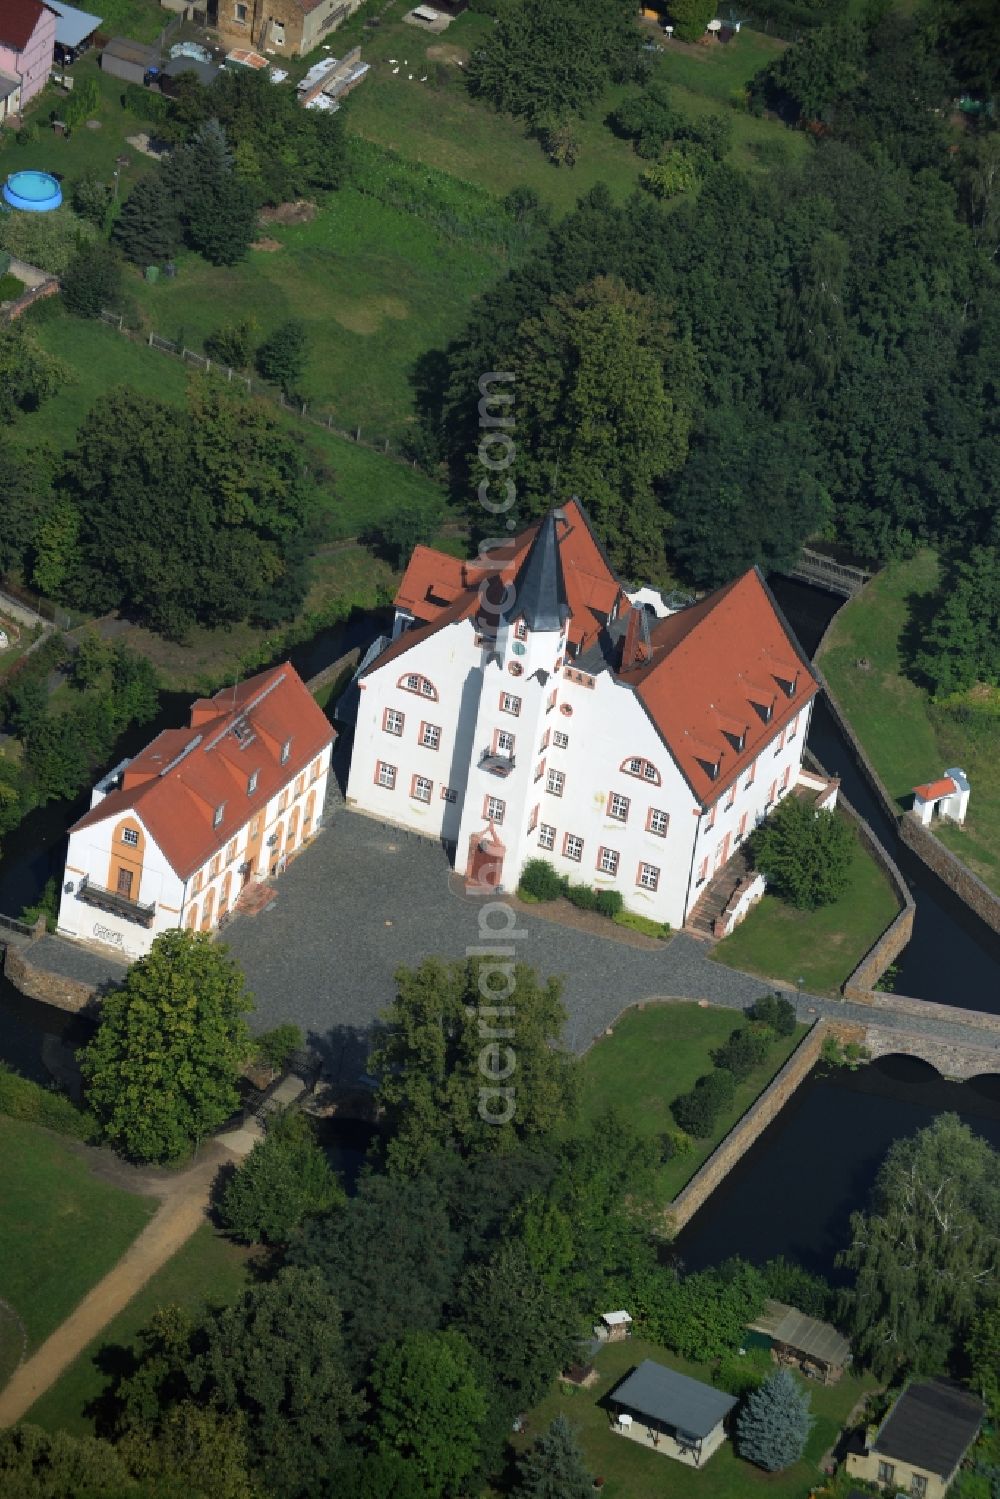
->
610, 1360, 737, 1467
846, 1378, 984, 1499
594, 1310, 633, 1343
912, 767, 970, 828
745, 1299, 852, 1385
45, 0, 103, 65
100, 36, 159, 86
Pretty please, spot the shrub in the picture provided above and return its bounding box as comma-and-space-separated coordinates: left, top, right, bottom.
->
219, 1110, 345, 1244
518, 859, 565, 902
254, 1023, 304, 1077
61, 241, 122, 319
0, 1065, 95, 1139
564, 883, 599, 911
613, 909, 670, 939
205, 318, 257, 370
0, 206, 96, 276
712, 1025, 771, 1082
746, 992, 798, 1037
714, 1344, 773, 1399
594, 888, 623, 918
671, 1068, 736, 1137
0, 273, 23, 301
255, 318, 308, 397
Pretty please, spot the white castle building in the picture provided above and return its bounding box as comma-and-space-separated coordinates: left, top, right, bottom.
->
344, 501, 821, 930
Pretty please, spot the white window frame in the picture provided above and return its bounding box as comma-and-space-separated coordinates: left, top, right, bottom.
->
484, 795, 505, 825
553, 730, 569, 749
420, 722, 441, 750
647, 808, 668, 837
638, 862, 660, 892
247, 770, 258, 795
608, 791, 630, 823
495, 729, 515, 753
412, 775, 433, 803
383, 708, 404, 736
122, 827, 139, 846
564, 833, 583, 862
598, 846, 619, 876
546, 769, 565, 797
538, 823, 556, 851
376, 761, 397, 791
500, 692, 521, 716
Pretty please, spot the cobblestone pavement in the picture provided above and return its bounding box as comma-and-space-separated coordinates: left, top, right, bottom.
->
29, 935, 127, 987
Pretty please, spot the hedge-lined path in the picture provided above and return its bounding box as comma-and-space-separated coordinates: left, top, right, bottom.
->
0, 1141, 238, 1429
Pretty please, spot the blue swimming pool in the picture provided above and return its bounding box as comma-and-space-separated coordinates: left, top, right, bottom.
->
3, 171, 63, 212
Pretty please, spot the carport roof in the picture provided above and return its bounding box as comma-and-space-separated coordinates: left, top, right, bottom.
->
611, 1360, 736, 1439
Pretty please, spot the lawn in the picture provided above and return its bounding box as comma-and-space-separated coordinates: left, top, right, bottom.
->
0, 1119, 156, 1366
713, 821, 901, 995
27, 1224, 255, 1436
576, 1004, 809, 1203
512, 1335, 877, 1499
10, 55, 161, 190
329, 6, 805, 214
819, 552, 1000, 895
127, 187, 504, 445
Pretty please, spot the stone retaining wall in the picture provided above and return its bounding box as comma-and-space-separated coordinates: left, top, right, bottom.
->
871, 991, 1000, 1034
666, 1023, 829, 1234
899, 813, 1000, 936
305, 647, 361, 698
2, 946, 99, 1014
1, 277, 59, 325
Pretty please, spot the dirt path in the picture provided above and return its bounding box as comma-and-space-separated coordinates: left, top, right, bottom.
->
0, 1144, 235, 1429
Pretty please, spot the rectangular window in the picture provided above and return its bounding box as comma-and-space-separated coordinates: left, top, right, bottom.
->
781, 764, 791, 791
725, 782, 736, 810
311, 756, 321, 781
647, 808, 669, 837
411, 775, 433, 803
910, 1477, 927, 1499
774, 726, 786, 755
250, 816, 261, 837
737, 811, 748, 841
295, 775, 304, 798
441, 786, 457, 803
122, 827, 139, 847
192, 871, 203, 895
745, 759, 756, 789
234, 1, 247, 18
788, 712, 799, 740
528, 804, 539, 832
484, 795, 505, 824
420, 722, 441, 750
598, 846, 619, 876
500, 692, 521, 716
515, 620, 528, 641
538, 823, 556, 850
210, 855, 220, 878
553, 731, 569, 749
376, 761, 397, 791
539, 728, 550, 752
278, 789, 289, 813
281, 737, 291, 764
706, 803, 717, 830
247, 769, 259, 795
535, 759, 545, 783
495, 729, 515, 753
877, 1463, 895, 1486
563, 833, 583, 862
767, 779, 777, 805
697, 857, 708, 884
607, 792, 630, 823
637, 862, 660, 891
226, 839, 238, 864
547, 689, 557, 712
383, 708, 404, 736
546, 769, 565, 797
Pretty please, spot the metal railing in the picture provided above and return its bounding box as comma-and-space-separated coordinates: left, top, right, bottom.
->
478, 748, 515, 777
76, 875, 156, 927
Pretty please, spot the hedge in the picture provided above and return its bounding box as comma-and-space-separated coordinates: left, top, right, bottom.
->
0, 1065, 96, 1140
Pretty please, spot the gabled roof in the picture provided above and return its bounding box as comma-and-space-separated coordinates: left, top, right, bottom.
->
44, 0, 101, 48
0, 0, 52, 50
747, 1300, 851, 1367
913, 777, 958, 802
874, 1380, 984, 1476
611, 1360, 736, 1438
69, 664, 334, 879
619, 568, 818, 806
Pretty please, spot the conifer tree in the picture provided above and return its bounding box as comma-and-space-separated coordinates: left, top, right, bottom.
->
512, 1416, 592, 1499
112, 174, 181, 266
737, 1369, 814, 1472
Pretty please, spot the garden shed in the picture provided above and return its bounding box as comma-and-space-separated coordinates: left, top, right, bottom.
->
745, 1299, 851, 1385
609, 1359, 737, 1467
100, 37, 158, 86
45, 0, 102, 64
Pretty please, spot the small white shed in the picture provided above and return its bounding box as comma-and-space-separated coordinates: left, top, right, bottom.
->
912, 768, 970, 828
595, 1310, 633, 1343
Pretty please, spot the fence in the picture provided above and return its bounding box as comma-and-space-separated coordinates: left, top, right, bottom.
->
0, 580, 72, 629
97, 311, 426, 470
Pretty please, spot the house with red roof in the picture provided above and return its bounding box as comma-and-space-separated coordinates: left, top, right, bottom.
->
0, 0, 56, 117
57, 663, 334, 958
343, 501, 823, 930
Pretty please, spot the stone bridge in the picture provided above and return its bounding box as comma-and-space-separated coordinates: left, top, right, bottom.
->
860, 1025, 1000, 1080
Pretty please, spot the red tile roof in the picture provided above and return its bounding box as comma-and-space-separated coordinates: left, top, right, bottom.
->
70, 664, 334, 878
913, 777, 957, 802
620, 569, 818, 805
0, 0, 51, 49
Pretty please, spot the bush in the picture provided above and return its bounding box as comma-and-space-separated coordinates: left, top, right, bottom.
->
714, 1345, 773, 1399
746, 992, 798, 1037
61, 241, 122, 319
712, 1025, 771, 1082
518, 859, 565, 902
613, 909, 670, 939
255, 318, 308, 397
0, 206, 96, 276
595, 888, 623, 918
0, 273, 23, 301
219, 1110, 345, 1245
563, 882, 598, 911
0, 1065, 95, 1139
672, 1068, 736, 1138
254, 1023, 304, 1077
204, 318, 257, 370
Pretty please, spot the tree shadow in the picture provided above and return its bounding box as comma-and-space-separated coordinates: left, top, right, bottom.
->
897, 584, 942, 688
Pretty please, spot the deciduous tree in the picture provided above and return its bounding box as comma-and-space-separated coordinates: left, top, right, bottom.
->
80, 931, 253, 1162
255, 319, 308, 396
0, 325, 68, 424
370, 1331, 487, 1498
912, 547, 1000, 696
750, 799, 854, 910
219, 1110, 345, 1245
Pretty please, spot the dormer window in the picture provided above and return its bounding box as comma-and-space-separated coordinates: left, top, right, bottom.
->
213, 804, 225, 829
247, 770, 259, 795
281, 738, 291, 764
515, 621, 528, 642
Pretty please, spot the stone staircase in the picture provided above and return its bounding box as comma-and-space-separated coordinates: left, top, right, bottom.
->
684, 848, 752, 940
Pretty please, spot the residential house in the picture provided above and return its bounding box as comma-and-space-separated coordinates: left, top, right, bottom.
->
343, 500, 821, 932
212, 0, 362, 60
57, 663, 334, 958
0, 0, 57, 117
845, 1379, 984, 1499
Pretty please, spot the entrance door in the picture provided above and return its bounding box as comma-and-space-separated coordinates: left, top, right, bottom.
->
117, 868, 133, 898
466, 834, 504, 893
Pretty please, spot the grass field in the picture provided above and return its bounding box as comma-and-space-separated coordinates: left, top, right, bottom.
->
0, 1119, 156, 1366
819, 553, 1000, 895
575, 1005, 809, 1203
512, 1335, 876, 1499
27, 1224, 255, 1435
6, 56, 161, 189
713, 822, 901, 995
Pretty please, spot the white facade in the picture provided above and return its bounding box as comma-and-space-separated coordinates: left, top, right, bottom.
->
347, 592, 815, 931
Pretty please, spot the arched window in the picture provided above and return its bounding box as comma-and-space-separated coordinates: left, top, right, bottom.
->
620, 756, 661, 787
397, 672, 439, 701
